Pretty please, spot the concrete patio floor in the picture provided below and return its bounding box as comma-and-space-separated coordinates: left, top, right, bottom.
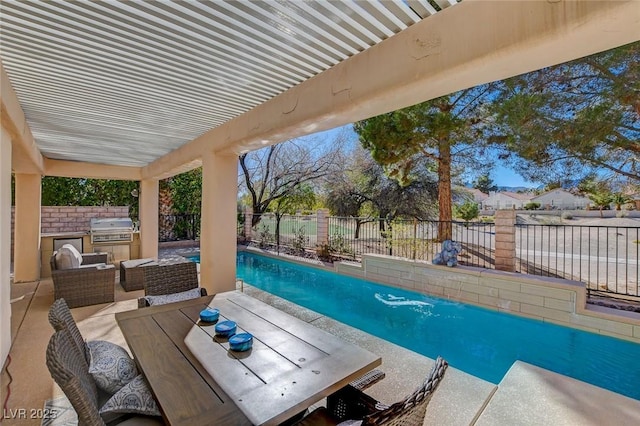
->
3, 266, 640, 425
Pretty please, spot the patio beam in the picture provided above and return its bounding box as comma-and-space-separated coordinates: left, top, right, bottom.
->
43, 158, 142, 181
1, 64, 44, 175
141, 0, 639, 180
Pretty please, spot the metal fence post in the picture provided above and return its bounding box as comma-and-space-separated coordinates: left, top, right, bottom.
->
495, 210, 516, 272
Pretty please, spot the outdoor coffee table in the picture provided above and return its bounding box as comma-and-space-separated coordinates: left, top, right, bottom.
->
119, 258, 156, 291
116, 292, 381, 426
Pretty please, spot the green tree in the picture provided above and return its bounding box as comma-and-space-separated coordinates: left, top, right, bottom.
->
454, 201, 479, 222
588, 191, 614, 218
271, 184, 316, 248
354, 85, 497, 240
323, 147, 378, 238
239, 133, 346, 226
324, 146, 438, 237
167, 168, 202, 214
493, 41, 640, 185
41, 177, 139, 219
472, 174, 497, 194
611, 192, 631, 210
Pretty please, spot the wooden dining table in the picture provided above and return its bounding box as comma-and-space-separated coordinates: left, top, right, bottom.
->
116, 292, 382, 426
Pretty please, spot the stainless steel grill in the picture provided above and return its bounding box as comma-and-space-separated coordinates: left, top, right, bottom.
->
90, 218, 134, 244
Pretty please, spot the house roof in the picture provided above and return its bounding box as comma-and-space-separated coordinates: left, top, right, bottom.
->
530, 188, 589, 201
485, 191, 532, 201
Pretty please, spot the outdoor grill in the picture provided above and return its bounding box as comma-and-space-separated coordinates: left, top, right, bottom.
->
90, 217, 134, 244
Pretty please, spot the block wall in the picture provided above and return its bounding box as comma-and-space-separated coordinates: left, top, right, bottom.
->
334, 253, 640, 344
10, 206, 129, 259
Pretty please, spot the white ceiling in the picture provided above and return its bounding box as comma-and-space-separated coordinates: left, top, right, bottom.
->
0, 0, 458, 167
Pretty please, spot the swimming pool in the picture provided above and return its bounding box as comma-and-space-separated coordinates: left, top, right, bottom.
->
196, 252, 640, 399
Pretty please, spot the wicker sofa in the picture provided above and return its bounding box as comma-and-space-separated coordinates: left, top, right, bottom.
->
50, 245, 115, 308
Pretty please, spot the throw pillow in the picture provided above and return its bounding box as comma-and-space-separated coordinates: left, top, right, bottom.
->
88, 340, 138, 394
54, 246, 81, 270
99, 375, 161, 418
144, 287, 202, 306
62, 244, 84, 266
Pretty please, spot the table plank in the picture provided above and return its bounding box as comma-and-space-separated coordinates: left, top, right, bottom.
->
181, 304, 321, 384
116, 297, 251, 426
184, 292, 382, 425
118, 293, 381, 426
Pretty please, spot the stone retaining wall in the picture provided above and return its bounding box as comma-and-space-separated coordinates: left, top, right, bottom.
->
333, 254, 640, 344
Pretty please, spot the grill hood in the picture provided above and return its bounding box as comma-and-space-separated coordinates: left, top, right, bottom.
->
90, 218, 134, 244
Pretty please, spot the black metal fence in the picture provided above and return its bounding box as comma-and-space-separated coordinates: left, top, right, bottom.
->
159, 214, 201, 242
248, 213, 317, 254
515, 224, 639, 298
325, 217, 496, 269
242, 213, 639, 299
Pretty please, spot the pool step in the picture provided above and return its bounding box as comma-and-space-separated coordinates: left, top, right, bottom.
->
474, 361, 640, 425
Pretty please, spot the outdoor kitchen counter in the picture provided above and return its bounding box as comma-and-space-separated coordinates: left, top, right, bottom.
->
40, 231, 141, 278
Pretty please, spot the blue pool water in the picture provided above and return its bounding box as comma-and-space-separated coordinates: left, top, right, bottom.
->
194, 252, 640, 399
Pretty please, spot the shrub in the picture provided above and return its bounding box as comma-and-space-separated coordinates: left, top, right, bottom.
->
561, 212, 573, 220
291, 226, 308, 254
454, 201, 479, 222
258, 223, 273, 248
524, 202, 541, 210
616, 210, 629, 218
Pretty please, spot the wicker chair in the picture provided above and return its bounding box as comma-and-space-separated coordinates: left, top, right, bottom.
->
137, 262, 207, 308
295, 357, 448, 426
50, 252, 116, 308
48, 298, 90, 364
46, 329, 164, 426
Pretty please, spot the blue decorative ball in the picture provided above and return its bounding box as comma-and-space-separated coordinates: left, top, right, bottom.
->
214, 320, 237, 337
229, 333, 253, 352
199, 308, 219, 323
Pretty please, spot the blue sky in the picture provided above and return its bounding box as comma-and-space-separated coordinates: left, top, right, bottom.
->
491, 165, 539, 188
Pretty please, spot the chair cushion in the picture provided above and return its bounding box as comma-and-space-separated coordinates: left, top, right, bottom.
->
88, 340, 138, 394
99, 375, 161, 418
54, 244, 83, 269
144, 287, 202, 306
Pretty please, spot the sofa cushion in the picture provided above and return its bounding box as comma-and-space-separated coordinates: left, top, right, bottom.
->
99, 375, 161, 418
54, 244, 83, 270
144, 288, 202, 306
88, 340, 138, 394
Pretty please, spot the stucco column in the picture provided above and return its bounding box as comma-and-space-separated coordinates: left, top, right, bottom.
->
1, 127, 13, 366
316, 208, 329, 247
139, 179, 159, 260
243, 206, 252, 241
13, 173, 41, 282
201, 151, 237, 294
494, 210, 516, 272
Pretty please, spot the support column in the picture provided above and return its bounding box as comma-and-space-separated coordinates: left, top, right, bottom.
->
139, 179, 159, 260
201, 151, 237, 295
13, 173, 41, 282
316, 208, 329, 247
243, 206, 252, 242
1, 127, 12, 366
494, 210, 516, 272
